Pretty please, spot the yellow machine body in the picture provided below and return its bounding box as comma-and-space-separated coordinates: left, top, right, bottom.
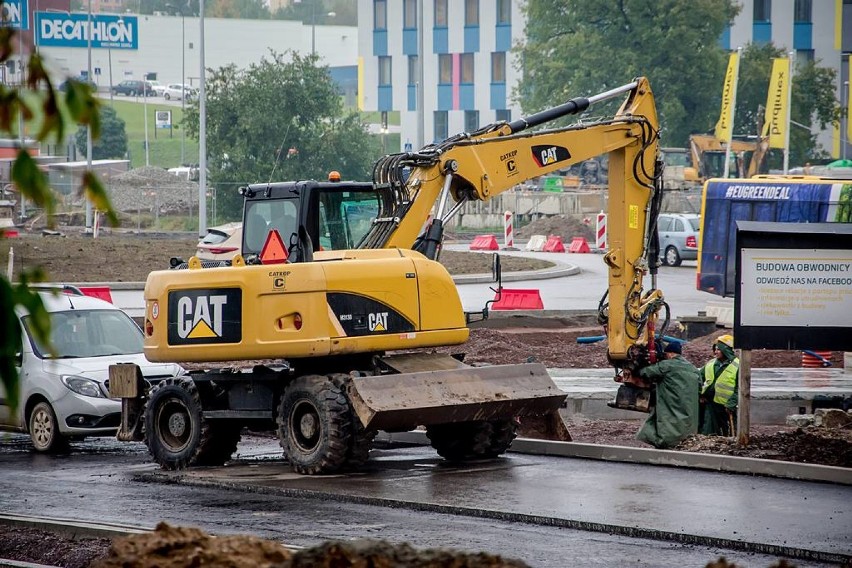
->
143, 248, 468, 363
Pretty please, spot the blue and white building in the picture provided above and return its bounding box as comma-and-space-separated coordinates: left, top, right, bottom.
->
357, 0, 522, 150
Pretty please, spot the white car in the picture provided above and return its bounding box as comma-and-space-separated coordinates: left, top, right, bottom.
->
164, 83, 196, 101
145, 80, 167, 97
196, 222, 242, 261
0, 289, 185, 452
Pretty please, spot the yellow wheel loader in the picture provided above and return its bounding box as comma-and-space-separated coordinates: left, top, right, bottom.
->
110, 78, 668, 474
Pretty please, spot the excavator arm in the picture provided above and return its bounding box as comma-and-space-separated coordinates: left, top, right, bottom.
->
364, 78, 667, 368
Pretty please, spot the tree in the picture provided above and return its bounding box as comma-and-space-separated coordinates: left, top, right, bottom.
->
183, 51, 381, 219
75, 106, 129, 160
517, 0, 740, 147
0, 32, 116, 413
735, 43, 840, 169
207, 0, 270, 19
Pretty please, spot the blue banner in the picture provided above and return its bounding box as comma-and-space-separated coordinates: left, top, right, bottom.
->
0, 0, 29, 30
35, 12, 138, 50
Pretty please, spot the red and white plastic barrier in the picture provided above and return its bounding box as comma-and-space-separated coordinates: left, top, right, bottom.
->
503, 211, 514, 249
596, 211, 607, 250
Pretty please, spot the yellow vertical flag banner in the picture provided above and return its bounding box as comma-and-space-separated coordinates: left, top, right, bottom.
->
715, 52, 739, 143
762, 58, 789, 149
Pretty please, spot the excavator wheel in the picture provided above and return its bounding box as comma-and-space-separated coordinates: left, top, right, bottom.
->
331, 373, 378, 470
426, 419, 518, 462
143, 377, 239, 470
277, 375, 353, 475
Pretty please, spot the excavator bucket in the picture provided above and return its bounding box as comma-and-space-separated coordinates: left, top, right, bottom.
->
348, 354, 569, 440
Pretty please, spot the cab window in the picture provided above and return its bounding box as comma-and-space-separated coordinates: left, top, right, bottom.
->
317, 190, 380, 250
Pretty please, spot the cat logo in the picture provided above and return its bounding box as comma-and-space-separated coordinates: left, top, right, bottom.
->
168, 288, 242, 345
531, 144, 571, 168
368, 312, 389, 332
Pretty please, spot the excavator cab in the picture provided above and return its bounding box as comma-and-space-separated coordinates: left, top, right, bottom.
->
239, 181, 384, 263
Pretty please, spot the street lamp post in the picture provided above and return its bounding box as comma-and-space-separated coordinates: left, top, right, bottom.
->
181, 9, 186, 165
310, 4, 336, 57
198, 0, 207, 237
143, 80, 150, 166
85, 0, 93, 233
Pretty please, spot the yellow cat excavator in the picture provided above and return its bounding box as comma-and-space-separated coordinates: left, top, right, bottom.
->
110, 78, 668, 474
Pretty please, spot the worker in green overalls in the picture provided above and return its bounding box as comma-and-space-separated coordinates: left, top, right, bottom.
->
635, 341, 701, 449
699, 334, 739, 436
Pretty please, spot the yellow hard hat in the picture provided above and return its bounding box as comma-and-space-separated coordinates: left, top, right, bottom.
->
716, 334, 734, 349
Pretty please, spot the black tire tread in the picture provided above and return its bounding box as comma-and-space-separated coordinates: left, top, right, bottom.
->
277, 375, 352, 475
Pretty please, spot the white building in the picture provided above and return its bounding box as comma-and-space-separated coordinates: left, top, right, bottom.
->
34, 15, 356, 97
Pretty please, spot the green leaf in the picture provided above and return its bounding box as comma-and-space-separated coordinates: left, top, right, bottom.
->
82, 171, 120, 227
11, 151, 55, 219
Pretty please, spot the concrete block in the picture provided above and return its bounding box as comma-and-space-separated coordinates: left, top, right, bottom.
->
785, 414, 813, 428
814, 408, 852, 429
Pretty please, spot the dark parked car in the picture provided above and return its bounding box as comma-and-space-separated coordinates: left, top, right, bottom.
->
112, 80, 153, 96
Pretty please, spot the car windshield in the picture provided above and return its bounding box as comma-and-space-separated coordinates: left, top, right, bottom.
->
23, 309, 144, 359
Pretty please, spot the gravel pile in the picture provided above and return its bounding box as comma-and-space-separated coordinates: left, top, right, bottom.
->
105, 167, 199, 215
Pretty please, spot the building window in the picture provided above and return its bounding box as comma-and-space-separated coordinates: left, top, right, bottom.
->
491, 52, 505, 83
404, 0, 417, 29
796, 49, 814, 65
497, 0, 511, 24
794, 0, 812, 22
753, 0, 771, 22
378, 56, 392, 86
465, 110, 479, 132
434, 0, 447, 27
496, 109, 511, 122
438, 54, 452, 84
374, 0, 387, 30
434, 111, 448, 140
408, 55, 418, 85
461, 53, 474, 83
465, 0, 479, 26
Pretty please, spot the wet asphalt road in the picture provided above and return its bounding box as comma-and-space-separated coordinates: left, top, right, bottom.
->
0, 433, 847, 567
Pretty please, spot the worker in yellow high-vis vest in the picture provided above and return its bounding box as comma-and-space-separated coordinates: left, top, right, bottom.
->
699, 334, 739, 436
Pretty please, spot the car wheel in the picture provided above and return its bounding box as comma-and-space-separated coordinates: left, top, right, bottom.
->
29, 401, 69, 453
165, 93, 171, 100
664, 245, 682, 267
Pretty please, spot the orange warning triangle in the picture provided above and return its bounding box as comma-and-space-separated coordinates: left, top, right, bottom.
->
260, 229, 289, 264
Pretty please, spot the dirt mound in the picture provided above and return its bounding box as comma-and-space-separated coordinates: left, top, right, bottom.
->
676, 427, 852, 467
92, 522, 529, 568
515, 214, 595, 242
107, 167, 199, 215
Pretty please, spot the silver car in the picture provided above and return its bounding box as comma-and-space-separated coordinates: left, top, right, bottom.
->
657, 213, 700, 267
0, 289, 184, 452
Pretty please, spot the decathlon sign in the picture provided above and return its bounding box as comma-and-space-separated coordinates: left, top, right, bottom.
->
1, 0, 29, 30
35, 12, 138, 49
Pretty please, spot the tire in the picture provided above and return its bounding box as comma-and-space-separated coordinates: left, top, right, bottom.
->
144, 377, 233, 470
28, 401, 69, 453
426, 419, 518, 462
277, 375, 352, 475
330, 373, 377, 469
165, 93, 171, 100
195, 423, 242, 466
664, 245, 682, 267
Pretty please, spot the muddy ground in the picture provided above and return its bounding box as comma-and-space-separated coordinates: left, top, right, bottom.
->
0, 226, 849, 568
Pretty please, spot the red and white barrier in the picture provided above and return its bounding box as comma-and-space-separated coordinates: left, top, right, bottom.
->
503, 211, 514, 249
595, 211, 607, 250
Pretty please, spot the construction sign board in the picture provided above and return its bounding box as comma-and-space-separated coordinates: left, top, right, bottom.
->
734, 221, 852, 351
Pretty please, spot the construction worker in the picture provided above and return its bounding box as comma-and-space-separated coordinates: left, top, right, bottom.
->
633, 341, 700, 449
699, 334, 739, 436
